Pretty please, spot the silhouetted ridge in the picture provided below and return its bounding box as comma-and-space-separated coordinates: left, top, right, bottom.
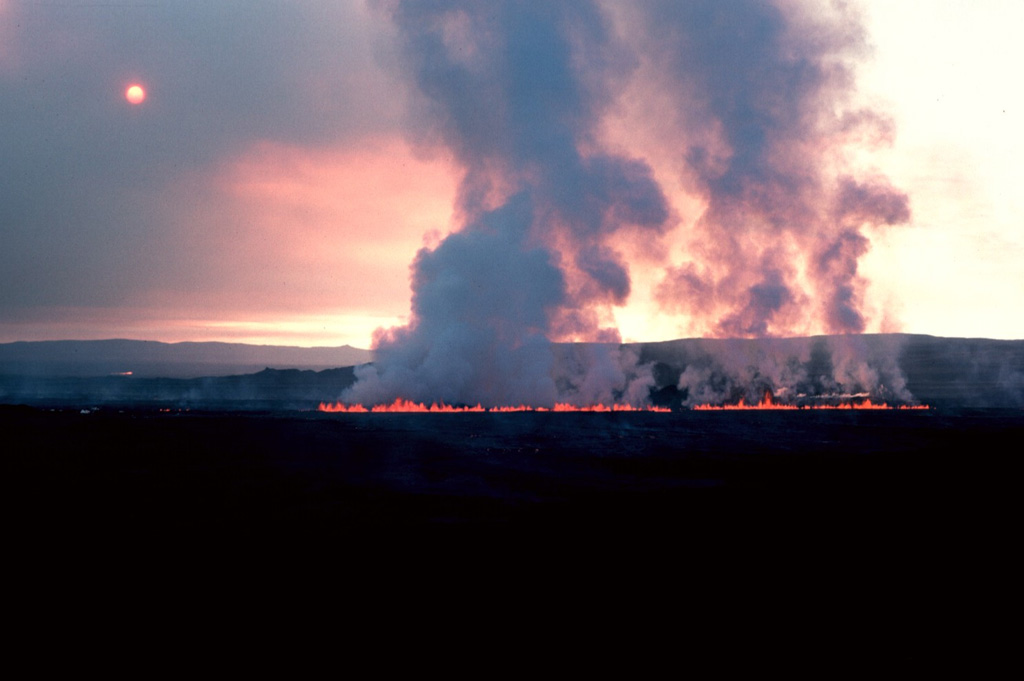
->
4, 334, 1021, 410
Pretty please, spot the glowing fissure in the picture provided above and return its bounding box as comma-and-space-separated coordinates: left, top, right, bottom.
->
318, 399, 671, 413
691, 392, 928, 411
318, 395, 927, 413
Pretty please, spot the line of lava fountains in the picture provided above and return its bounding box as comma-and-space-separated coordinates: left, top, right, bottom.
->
318, 399, 671, 413
691, 392, 929, 411
318, 395, 927, 413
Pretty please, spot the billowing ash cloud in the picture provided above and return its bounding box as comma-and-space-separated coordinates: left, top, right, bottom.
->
346, 195, 564, 406
645, 0, 911, 336
348, 1, 668, 407
642, 335, 915, 407
349, 0, 912, 406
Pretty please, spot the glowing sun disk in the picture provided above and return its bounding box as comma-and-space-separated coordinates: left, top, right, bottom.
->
125, 84, 146, 104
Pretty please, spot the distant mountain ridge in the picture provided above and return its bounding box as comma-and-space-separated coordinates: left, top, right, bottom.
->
1, 334, 1022, 409
0, 339, 372, 378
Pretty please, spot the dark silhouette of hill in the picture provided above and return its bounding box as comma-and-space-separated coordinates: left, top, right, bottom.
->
0, 367, 357, 411
1, 333, 1022, 409
0, 338, 371, 377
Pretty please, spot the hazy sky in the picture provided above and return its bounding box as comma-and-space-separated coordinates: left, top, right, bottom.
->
1, 0, 1021, 346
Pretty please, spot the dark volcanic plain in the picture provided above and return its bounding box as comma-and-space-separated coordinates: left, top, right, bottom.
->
6, 333, 1021, 669
10, 405, 1017, 536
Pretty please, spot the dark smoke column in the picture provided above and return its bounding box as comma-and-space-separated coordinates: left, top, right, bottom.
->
346, 1, 668, 407
648, 0, 911, 336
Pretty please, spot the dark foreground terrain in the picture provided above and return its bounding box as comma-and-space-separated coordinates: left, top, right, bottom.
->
14, 405, 1018, 535
8, 404, 1019, 669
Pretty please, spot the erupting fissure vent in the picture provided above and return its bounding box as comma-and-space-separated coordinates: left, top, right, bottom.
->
692, 391, 929, 411
318, 399, 671, 413
317, 393, 928, 413
340, 1, 912, 411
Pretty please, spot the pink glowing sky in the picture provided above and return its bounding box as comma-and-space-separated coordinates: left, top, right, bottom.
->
1, 0, 1021, 347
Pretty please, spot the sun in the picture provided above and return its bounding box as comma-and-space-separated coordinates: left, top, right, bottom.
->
125, 84, 146, 105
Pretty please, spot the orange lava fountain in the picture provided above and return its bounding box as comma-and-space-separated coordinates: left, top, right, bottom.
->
318, 399, 671, 413
693, 392, 797, 411
319, 394, 927, 413
692, 392, 929, 411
